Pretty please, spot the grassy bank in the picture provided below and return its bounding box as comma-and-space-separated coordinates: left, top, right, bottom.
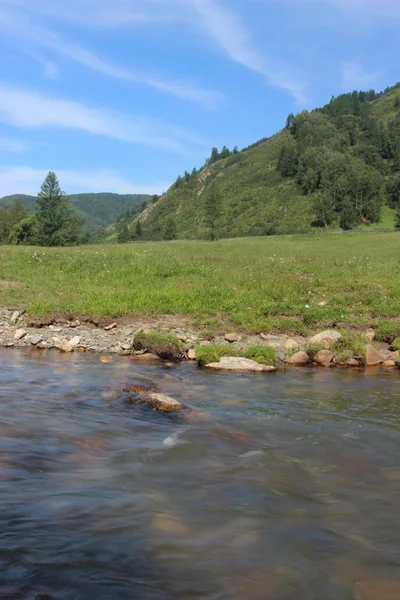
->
1, 231, 400, 339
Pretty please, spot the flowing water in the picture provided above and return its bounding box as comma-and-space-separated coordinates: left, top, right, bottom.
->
1, 349, 400, 599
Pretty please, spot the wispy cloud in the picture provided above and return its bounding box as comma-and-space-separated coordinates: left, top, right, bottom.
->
0, 10, 222, 108
0, 165, 168, 196
191, 0, 307, 104
0, 84, 208, 153
0, 137, 27, 152
341, 61, 382, 91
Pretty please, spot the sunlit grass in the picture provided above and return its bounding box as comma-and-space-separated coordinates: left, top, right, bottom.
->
1, 231, 400, 337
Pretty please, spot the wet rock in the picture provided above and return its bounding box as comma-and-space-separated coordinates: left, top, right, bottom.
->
365, 344, 384, 366
206, 357, 277, 373
313, 349, 334, 366
14, 328, 26, 340
187, 348, 196, 360
104, 322, 117, 331
308, 330, 341, 348
141, 393, 186, 412
11, 310, 20, 323
284, 338, 299, 353
131, 352, 161, 361
59, 339, 73, 353
224, 333, 240, 343
4, 342, 15, 347
383, 360, 396, 367
288, 351, 310, 366
36, 342, 47, 349
152, 513, 188, 534
100, 356, 113, 363
69, 336, 81, 347
121, 342, 133, 351
30, 334, 43, 346
341, 357, 360, 368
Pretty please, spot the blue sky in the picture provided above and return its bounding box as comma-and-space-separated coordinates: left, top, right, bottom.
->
0, 0, 399, 196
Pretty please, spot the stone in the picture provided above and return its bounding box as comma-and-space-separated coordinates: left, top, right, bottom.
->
52, 336, 61, 347
365, 344, 384, 366
36, 342, 47, 349
30, 334, 43, 346
122, 328, 133, 336
4, 342, 14, 348
313, 349, 334, 366
383, 360, 396, 367
341, 357, 360, 368
14, 328, 26, 340
121, 342, 132, 351
206, 357, 277, 373
187, 349, 196, 360
364, 329, 376, 342
176, 333, 188, 342
104, 322, 117, 331
59, 339, 73, 353
308, 330, 341, 349
199, 340, 211, 346
142, 393, 186, 412
69, 336, 81, 347
152, 514, 188, 534
11, 311, 20, 323
284, 338, 299, 353
100, 356, 113, 363
131, 352, 161, 361
49, 325, 63, 333
260, 334, 287, 350
287, 351, 310, 366
224, 333, 240, 343
391, 350, 400, 360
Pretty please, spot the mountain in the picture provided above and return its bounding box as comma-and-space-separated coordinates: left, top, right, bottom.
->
0, 192, 152, 230
133, 83, 400, 240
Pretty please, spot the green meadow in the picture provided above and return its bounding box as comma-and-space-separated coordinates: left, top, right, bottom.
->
1, 231, 400, 340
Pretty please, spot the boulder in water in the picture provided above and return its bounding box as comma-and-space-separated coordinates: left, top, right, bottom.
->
139, 393, 187, 412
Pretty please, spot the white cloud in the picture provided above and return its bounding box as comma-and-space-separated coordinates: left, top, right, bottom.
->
191, 0, 307, 104
0, 166, 168, 196
0, 84, 208, 153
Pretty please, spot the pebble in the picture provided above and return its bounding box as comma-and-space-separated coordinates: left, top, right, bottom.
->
11, 311, 20, 323
30, 334, 43, 346
104, 323, 117, 331
69, 336, 81, 347
14, 328, 27, 340
59, 339, 73, 352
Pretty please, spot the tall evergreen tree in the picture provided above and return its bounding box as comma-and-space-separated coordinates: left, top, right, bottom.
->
35, 172, 81, 246
164, 216, 177, 240
204, 183, 222, 241
135, 220, 143, 238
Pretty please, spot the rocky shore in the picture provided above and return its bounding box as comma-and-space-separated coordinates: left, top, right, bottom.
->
0, 308, 399, 372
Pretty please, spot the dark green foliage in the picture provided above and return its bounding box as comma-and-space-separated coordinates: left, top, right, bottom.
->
395, 209, 400, 229
35, 172, 82, 246
285, 113, 294, 130
135, 220, 143, 238
0, 201, 28, 244
117, 223, 131, 243
8, 214, 37, 245
164, 216, 177, 240
278, 139, 298, 176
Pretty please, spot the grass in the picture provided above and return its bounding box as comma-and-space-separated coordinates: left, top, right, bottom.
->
196, 344, 277, 366
1, 231, 400, 336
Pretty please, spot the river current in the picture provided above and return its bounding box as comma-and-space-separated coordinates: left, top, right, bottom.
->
0, 349, 399, 599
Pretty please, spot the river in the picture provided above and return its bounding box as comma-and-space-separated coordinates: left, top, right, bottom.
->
0, 349, 399, 599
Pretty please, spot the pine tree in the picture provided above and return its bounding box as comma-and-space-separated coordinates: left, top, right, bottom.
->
285, 113, 295, 130
164, 217, 177, 240
204, 183, 222, 241
135, 220, 143, 238
210, 147, 220, 163
118, 223, 130, 243
35, 172, 81, 246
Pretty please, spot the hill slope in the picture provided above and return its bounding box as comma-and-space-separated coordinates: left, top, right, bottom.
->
134, 84, 400, 240
0, 192, 152, 230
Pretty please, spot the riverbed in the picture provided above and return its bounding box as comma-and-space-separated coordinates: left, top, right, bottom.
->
1, 349, 399, 599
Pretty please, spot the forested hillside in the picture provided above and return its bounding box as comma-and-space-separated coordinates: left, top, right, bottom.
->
0, 192, 151, 231
133, 84, 400, 240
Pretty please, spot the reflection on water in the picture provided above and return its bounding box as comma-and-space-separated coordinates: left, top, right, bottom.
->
0, 349, 400, 599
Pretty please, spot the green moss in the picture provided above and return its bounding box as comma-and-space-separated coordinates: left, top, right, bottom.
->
195, 344, 239, 366
332, 331, 366, 361
244, 345, 277, 366
134, 333, 183, 361
391, 337, 400, 351
305, 342, 325, 358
